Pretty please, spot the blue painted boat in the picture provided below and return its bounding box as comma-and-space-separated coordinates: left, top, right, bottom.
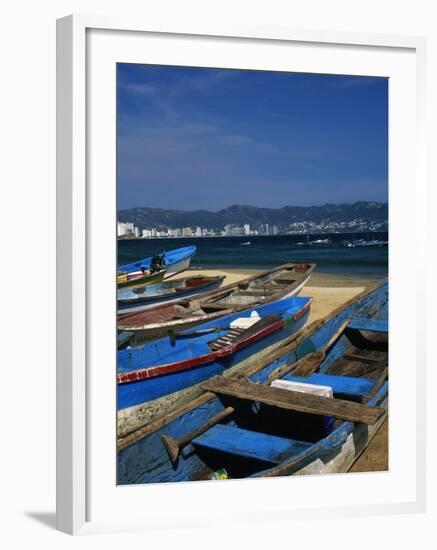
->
117, 296, 312, 411
117, 280, 388, 484
117, 274, 226, 315
118, 245, 197, 280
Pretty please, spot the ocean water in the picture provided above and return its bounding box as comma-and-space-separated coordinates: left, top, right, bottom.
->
118, 233, 388, 279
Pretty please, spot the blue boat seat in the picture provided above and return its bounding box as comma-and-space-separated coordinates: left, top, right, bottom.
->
282, 372, 375, 399
192, 424, 311, 464
348, 318, 388, 333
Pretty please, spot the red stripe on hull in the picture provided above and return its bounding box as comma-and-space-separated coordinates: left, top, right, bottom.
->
117, 318, 286, 384
293, 299, 312, 321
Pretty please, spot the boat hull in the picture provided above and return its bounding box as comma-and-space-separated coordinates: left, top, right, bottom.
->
117, 275, 225, 315
119, 245, 196, 277
163, 256, 192, 279
117, 269, 166, 290
117, 298, 311, 411
293, 398, 387, 476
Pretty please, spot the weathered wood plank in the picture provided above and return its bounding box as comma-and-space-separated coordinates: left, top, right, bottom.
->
362, 367, 388, 403
201, 376, 384, 425
343, 353, 384, 364
291, 351, 325, 377
263, 318, 350, 381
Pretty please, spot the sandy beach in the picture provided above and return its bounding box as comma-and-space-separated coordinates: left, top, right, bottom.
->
176, 267, 388, 473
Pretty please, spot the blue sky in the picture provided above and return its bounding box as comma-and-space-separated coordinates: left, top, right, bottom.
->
117, 64, 388, 211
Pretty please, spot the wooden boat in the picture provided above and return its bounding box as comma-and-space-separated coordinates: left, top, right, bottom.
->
117, 280, 388, 484
117, 274, 226, 316
118, 245, 196, 280
117, 268, 166, 290
117, 262, 316, 346
117, 296, 312, 413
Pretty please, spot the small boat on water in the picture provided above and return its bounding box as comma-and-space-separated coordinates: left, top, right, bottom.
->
118, 245, 197, 280
117, 296, 312, 415
117, 262, 316, 346
296, 238, 331, 247
117, 268, 167, 290
344, 239, 388, 248
240, 241, 251, 246
117, 280, 388, 484
117, 274, 226, 316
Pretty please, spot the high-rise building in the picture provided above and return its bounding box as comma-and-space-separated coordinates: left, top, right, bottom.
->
182, 227, 193, 237
195, 226, 202, 237
244, 224, 250, 235
117, 222, 127, 236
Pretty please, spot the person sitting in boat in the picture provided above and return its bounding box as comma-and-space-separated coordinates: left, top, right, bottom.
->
150, 253, 165, 273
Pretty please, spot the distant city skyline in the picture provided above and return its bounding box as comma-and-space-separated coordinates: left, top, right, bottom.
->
117, 201, 388, 240
117, 65, 388, 211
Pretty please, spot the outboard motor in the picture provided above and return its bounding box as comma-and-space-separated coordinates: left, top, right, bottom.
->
150, 253, 165, 273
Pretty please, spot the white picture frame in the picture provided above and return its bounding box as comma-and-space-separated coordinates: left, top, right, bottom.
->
56, 14, 427, 535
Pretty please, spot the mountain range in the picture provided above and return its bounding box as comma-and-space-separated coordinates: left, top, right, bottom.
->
118, 201, 388, 230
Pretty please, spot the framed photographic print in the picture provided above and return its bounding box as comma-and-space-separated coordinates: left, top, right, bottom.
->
56, 15, 427, 535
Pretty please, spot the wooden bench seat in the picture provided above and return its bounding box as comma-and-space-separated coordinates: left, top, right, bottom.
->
201, 376, 384, 425
192, 423, 311, 464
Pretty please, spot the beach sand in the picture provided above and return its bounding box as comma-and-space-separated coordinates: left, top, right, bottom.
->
178, 268, 388, 473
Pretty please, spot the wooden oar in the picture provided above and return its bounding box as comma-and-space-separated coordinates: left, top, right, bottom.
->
161, 406, 235, 463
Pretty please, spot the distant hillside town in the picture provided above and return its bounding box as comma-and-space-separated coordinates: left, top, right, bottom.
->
117, 201, 388, 239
